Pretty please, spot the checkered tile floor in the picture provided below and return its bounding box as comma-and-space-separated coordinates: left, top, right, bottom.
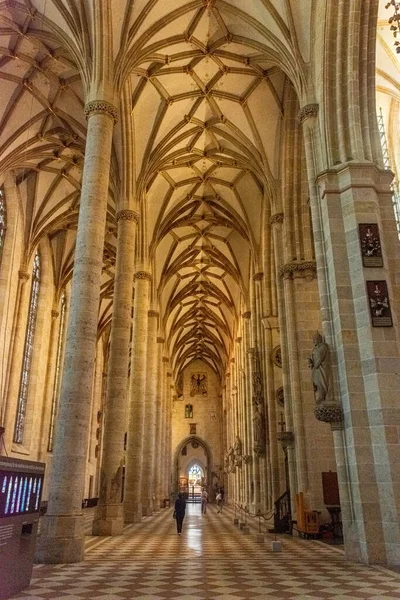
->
10, 503, 400, 599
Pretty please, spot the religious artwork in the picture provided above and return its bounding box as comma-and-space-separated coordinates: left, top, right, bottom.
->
185, 404, 193, 419
271, 345, 282, 368
233, 435, 243, 467
308, 332, 330, 404
224, 445, 235, 473
359, 224, 383, 267
276, 387, 284, 406
190, 372, 207, 396
189, 423, 197, 435
250, 348, 266, 455
176, 372, 183, 398
366, 281, 393, 327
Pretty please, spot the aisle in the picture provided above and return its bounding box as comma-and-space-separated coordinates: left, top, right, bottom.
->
11, 503, 400, 599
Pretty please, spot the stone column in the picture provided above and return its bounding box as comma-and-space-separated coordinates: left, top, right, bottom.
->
124, 271, 151, 523
37, 308, 60, 461
37, 100, 117, 563
93, 209, 138, 535
158, 356, 168, 504
2, 269, 32, 452
316, 164, 400, 567
271, 213, 299, 513
141, 310, 158, 516
153, 337, 164, 510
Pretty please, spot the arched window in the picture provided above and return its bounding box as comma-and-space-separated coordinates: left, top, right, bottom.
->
47, 292, 66, 452
14, 251, 41, 444
0, 188, 6, 267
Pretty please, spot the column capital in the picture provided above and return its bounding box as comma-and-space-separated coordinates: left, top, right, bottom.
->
253, 272, 263, 281
157, 337, 165, 344
297, 103, 319, 125
116, 209, 139, 224
242, 311, 251, 319
148, 310, 159, 318
279, 260, 317, 280
162, 357, 169, 363
84, 100, 118, 124
270, 213, 284, 226
18, 270, 30, 281
134, 271, 152, 281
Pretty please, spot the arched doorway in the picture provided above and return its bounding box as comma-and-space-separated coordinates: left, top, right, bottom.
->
174, 436, 213, 501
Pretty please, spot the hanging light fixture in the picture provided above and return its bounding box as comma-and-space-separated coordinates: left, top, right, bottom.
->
386, 0, 400, 53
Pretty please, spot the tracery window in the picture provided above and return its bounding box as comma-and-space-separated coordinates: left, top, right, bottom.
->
0, 189, 6, 266
47, 292, 66, 452
14, 252, 41, 444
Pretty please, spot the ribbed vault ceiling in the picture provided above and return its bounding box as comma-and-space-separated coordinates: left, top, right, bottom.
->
0, 1, 392, 383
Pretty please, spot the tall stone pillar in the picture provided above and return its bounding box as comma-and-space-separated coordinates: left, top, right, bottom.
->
153, 337, 164, 510
124, 271, 151, 523
271, 213, 299, 513
93, 209, 137, 535
37, 100, 117, 563
315, 164, 400, 567
141, 310, 158, 516
38, 307, 60, 461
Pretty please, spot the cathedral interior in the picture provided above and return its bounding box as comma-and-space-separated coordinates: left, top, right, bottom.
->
0, 0, 400, 585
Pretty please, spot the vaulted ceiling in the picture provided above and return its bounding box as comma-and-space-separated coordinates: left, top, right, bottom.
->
0, 0, 392, 381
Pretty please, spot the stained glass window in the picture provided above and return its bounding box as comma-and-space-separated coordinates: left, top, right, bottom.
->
0, 189, 6, 266
14, 251, 41, 444
47, 292, 66, 452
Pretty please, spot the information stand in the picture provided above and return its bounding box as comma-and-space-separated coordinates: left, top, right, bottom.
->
0, 456, 45, 600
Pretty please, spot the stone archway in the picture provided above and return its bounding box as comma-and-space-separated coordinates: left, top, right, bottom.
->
173, 436, 214, 499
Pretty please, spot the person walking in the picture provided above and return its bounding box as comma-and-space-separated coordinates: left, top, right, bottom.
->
216, 491, 223, 513
174, 492, 186, 535
201, 488, 208, 514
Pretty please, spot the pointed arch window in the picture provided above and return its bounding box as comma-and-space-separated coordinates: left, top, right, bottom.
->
14, 251, 41, 444
47, 291, 66, 452
0, 188, 6, 266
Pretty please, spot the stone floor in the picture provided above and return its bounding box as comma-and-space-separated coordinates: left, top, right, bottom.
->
11, 503, 400, 599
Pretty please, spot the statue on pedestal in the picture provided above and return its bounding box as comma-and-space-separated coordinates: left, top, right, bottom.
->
234, 435, 242, 467
308, 331, 330, 404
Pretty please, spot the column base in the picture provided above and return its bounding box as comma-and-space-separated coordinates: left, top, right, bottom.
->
124, 501, 142, 524
92, 503, 124, 536
35, 514, 85, 564
142, 498, 153, 517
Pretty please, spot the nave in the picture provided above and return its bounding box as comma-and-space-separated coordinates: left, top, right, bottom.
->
10, 504, 400, 600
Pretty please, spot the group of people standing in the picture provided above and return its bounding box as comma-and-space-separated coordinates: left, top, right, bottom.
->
173, 487, 225, 534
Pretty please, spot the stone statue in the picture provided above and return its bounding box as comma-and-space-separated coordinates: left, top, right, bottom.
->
233, 435, 242, 457
233, 435, 242, 467
253, 402, 265, 455
308, 331, 330, 404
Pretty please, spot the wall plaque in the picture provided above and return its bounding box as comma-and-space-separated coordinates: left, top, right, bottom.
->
359, 224, 383, 267
366, 280, 393, 327
190, 373, 207, 396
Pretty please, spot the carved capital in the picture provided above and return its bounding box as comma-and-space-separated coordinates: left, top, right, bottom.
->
270, 213, 284, 226
51, 310, 59, 319
279, 261, 317, 280
18, 270, 30, 281
148, 310, 159, 318
242, 454, 252, 465
167, 372, 172, 377
242, 311, 251, 319
116, 209, 139, 224
253, 272, 263, 281
297, 103, 319, 124
134, 271, 152, 281
314, 404, 343, 430
162, 357, 169, 363
84, 100, 118, 123
235, 337, 242, 343
157, 337, 165, 344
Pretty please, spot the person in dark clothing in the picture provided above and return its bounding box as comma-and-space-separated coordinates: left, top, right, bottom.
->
174, 492, 186, 535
